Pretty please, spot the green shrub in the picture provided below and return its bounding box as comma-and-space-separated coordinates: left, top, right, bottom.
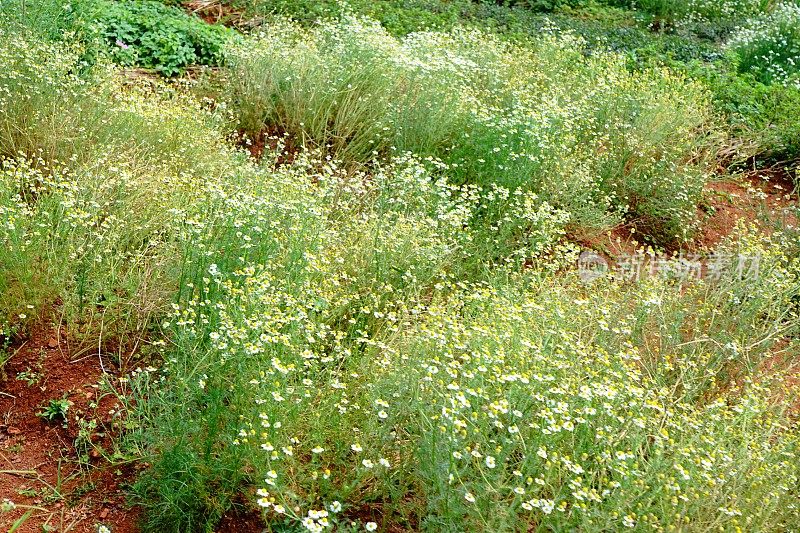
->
686, 57, 800, 162
0, 0, 234, 75
99, 1, 233, 75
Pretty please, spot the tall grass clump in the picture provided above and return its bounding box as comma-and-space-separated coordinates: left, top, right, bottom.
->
728, 2, 800, 87
0, 27, 243, 361
222, 17, 712, 243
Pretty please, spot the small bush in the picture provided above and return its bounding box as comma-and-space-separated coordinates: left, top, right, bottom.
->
689, 59, 800, 162
0, 0, 233, 75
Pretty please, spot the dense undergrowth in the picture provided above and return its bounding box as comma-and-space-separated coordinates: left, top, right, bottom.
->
0, 0, 799, 531
222, 17, 712, 243
237, 0, 800, 165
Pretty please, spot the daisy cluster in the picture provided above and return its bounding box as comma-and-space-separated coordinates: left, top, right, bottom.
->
728, 2, 800, 87
154, 148, 800, 530
225, 16, 712, 244
1, 11, 799, 533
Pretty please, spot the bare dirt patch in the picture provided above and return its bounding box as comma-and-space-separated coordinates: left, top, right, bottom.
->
237, 127, 300, 165
699, 167, 797, 249
0, 322, 140, 533
215, 507, 265, 532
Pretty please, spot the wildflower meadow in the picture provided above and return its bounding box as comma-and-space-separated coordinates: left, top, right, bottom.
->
0, 0, 798, 531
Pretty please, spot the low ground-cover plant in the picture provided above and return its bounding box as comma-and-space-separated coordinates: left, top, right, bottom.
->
38, 397, 70, 424
0, 0, 232, 75
620, 0, 773, 30
473, 4, 722, 62
100, 0, 233, 75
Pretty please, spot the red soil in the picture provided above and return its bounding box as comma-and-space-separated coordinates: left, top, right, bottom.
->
578, 167, 797, 259
0, 323, 140, 533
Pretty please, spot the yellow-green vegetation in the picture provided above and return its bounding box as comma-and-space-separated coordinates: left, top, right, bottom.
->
223, 18, 711, 243
0, 0, 799, 532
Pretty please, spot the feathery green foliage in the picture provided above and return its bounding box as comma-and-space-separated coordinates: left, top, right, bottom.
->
0, 2, 798, 533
